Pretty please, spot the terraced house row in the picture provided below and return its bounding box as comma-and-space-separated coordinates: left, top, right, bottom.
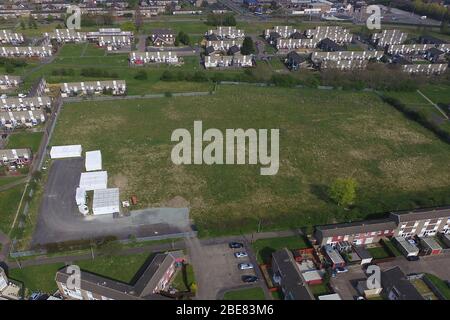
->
401, 63, 448, 75
206, 26, 245, 39
0, 110, 46, 128
0, 29, 24, 45
0, 148, 32, 169
129, 51, 179, 65
311, 50, 384, 63
372, 29, 408, 47
314, 206, 450, 246
0, 96, 52, 111
204, 53, 253, 68
206, 39, 244, 51
0, 75, 21, 89
60, 80, 127, 97
0, 45, 53, 58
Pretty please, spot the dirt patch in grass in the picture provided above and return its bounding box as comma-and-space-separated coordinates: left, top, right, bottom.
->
163, 195, 190, 208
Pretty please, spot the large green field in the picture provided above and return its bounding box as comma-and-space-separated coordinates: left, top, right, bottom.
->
0, 183, 26, 234
49, 85, 450, 236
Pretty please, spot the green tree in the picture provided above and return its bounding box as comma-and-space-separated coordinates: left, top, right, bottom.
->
20, 19, 26, 30
329, 177, 357, 207
175, 31, 190, 46
241, 36, 255, 55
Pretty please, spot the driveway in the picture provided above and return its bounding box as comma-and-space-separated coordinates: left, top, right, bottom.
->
329, 265, 367, 300
378, 255, 450, 280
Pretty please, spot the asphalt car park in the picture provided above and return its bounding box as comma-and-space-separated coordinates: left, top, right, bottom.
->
329, 265, 368, 300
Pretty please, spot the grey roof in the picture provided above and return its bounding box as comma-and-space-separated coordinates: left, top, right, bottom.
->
315, 218, 397, 238
287, 51, 305, 63
290, 31, 304, 39
353, 246, 372, 260
272, 248, 315, 300
427, 47, 444, 56
319, 38, 342, 51
381, 267, 423, 300
205, 45, 215, 55
390, 206, 450, 223
228, 45, 240, 55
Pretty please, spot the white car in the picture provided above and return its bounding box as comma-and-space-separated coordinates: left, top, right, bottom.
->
18, 93, 27, 98
238, 263, 254, 270
234, 252, 248, 258
0, 94, 7, 99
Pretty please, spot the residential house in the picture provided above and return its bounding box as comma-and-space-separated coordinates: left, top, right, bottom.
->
129, 51, 179, 65
381, 266, 423, 300
227, 45, 240, 55
353, 246, 373, 265
285, 51, 307, 70
387, 44, 435, 55
206, 26, 244, 39
204, 53, 252, 68
305, 26, 352, 44
205, 45, 216, 56
98, 35, 131, 50
318, 38, 342, 52
0, 96, 52, 111
206, 39, 243, 51
232, 53, 253, 67
0, 30, 24, 45
425, 47, 446, 63
390, 207, 450, 237
60, 80, 127, 97
372, 29, 407, 47
418, 35, 445, 45
266, 32, 282, 46
264, 26, 300, 39
44, 29, 87, 43
0, 267, 22, 300
313, 218, 397, 246
439, 43, 450, 53
0, 110, 46, 128
311, 50, 384, 63
271, 248, 315, 300
0, 75, 21, 89
0, 148, 32, 168
320, 59, 368, 70
0, 46, 53, 58
55, 251, 184, 300
151, 29, 176, 46
276, 38, 318, 50
87, 28, 133, 49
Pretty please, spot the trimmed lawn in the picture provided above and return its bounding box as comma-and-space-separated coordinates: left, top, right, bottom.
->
9, 263, 64, 294
6, 131, 44, 153
309, 282, 331, 297
0, 176, 23, 187
367, 246, 391, 260
382, 239, 402, 257
47, 85, 450, 237
425, 274, 450, 300
252, 235, 310, 264
223, 287, 266, 300
0, 183, 25, 234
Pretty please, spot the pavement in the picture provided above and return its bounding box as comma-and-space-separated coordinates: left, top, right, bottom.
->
329, 265, 367, 300
32, 158, 192, 246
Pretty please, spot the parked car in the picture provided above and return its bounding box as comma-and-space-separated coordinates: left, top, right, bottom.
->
336, 267, 349, 274
0, 94, 7, 99
229, 242, 244, 249
406, 255, 420, 261
238, 263, 254, 270
234, 251, 248, 258
242, 275, 258, 283
18, 93, 26, 98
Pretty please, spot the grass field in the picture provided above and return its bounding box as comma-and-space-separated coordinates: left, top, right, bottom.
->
9, 262, 64, 294
6, 131, 44, 153
48, 84, 450, 236
223, 287, 266, 300
171, 263, 195, 292
367, 246, 391, 260
425, 274, 450, 300
0, 183, 25, 234
252, 236, 310, 264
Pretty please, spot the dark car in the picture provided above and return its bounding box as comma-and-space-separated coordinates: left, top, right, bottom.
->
242, 275, 258, 283
229, 242, 244, 249
406, 255, 420, 261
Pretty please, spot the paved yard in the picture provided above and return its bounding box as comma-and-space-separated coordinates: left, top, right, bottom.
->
32, 159, 191, 245
378, 254, 450, 281
329, 265, 367, 300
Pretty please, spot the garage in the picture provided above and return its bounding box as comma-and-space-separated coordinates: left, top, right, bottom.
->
85, 150, 102, 171
92, 188, 120, 215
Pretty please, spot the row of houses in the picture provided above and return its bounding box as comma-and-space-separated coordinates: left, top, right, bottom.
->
205, 26, 245, 40
0, 30, 24, 45
0, 75, 21, 89
0, 148, 32, 169
204, 53, 253, 68
310, 50, 384, 63
387, 43, 450, 55
0, 110, 46, 129
0, 46, 53, 58
60, 80, 127, 97
55, 251, 184, 300
372, 29, 408, 47
0, 96, 52, 111
313, 206, 450, 247
129, 51, 180, 65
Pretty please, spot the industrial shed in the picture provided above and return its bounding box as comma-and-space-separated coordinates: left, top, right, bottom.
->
50, 145, 82, 159
85, 150, 102, 172
79, 171, 108, 191
92, 188, 120, 215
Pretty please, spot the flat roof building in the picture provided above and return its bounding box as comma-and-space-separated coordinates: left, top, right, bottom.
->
79, 171, 108, 191
85, 150, 102, 172
50, 145, 82, 159
92, 188, 120, 215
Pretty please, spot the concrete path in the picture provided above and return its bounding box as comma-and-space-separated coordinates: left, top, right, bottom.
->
417, 90, 449, 120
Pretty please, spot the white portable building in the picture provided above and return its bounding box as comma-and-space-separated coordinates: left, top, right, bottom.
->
79, 171, 108, 191
85, 150, 102, 171
50, 145, 82, 159
75, 187, 86, 206
92, 188, 120, 215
